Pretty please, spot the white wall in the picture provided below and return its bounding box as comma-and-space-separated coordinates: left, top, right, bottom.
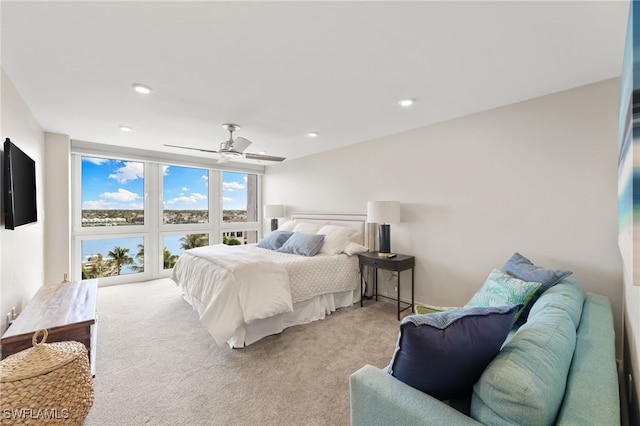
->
44, 132, 71, 284
265, 78, 624, 353
0, 68, 45, 333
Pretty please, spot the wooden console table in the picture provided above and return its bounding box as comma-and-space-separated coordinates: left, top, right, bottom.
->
0, 279, 98, 375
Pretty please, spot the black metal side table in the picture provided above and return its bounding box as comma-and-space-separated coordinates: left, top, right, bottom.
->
358, 252, 415, 320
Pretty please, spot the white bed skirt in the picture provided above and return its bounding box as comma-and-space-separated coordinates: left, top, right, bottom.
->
227, 289, 360, 348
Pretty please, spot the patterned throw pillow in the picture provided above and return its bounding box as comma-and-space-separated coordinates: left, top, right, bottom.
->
465, 269, 541, 322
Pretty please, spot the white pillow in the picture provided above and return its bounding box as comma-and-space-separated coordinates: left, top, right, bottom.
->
317, 225, 359, 255
343, 242, 369, 256
278, 220, 296, 231
293, 221, 326, 234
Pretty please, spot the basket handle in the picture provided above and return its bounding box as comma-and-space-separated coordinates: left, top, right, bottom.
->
32, 328, 49, 346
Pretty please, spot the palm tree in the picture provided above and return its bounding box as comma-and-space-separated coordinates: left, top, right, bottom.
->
180, 234, 208, 251
135, 243, 145, 272
108, 246, 134, 275
85, 253, 106, 278
163, 247, 179, 269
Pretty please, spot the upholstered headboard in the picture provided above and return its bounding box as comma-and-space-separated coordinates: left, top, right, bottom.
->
289, 212, 373, 250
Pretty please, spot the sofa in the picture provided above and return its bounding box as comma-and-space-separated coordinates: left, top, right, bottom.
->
349, 278, 620, 425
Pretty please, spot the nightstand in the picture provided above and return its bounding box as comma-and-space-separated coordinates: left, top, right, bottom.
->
358, 252, 415, 320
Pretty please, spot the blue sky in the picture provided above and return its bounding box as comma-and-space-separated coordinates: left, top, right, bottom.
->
81, 157, 248, 210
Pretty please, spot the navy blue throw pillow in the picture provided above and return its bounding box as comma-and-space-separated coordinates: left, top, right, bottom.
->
387, 304, 520, 400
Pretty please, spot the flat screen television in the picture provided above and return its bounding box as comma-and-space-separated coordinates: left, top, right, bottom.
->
3, 138, 37, 230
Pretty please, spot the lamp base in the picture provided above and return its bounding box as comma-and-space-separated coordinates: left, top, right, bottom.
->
377, 252, 396, 258
270, 218, 279, 232
378, 223, 391, 254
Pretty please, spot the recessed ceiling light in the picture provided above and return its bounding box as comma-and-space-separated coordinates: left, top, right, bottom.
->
132, 83, 152, 94
306, 132, 319, 138
398, 98, 415, 107
119, 126, 132, 132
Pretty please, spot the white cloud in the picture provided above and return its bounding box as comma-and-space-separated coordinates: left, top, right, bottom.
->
83, 157, 109, 165
100, 188, 140, 202
181, 186, 189, 191
166, 193, 207, 205
82, 199, 115, 209
223, 181, 245, 192
222, 197, 234, 202
109, 161, 144, 184
162, 165, 170, 175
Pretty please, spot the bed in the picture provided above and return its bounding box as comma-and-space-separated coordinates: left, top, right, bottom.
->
170, 212, 373, 348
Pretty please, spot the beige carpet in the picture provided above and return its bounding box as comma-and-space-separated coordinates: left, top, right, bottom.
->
84, 278, 402, 426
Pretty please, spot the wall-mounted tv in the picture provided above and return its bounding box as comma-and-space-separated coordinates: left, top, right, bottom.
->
3, 138, 37, 230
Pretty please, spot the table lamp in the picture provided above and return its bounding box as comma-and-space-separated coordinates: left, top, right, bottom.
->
264, 204, 284, 232
367, 201, 401, 257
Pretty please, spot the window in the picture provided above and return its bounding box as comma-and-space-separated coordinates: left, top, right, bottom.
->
71, 146, 264, 285
82, 236, 144, 278
81, 157, 144, 227
222, 172, 257, 223
163, 165, 209, 225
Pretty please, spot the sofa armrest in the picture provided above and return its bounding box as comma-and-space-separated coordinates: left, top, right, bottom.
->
350, 364, 482, 426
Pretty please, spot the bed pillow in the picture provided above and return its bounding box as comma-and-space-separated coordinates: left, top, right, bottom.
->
343, 242, 369, 256
277, 220, 296, 232
257, 230, 294, 251
277, 232, 325, 257
386, 304, 521, 400
292, 221, 326, 234
502, 252, 573, 325
317, 225, 359, 255
465, 269, 541, 322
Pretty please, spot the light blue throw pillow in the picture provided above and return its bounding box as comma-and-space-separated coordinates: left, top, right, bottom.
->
465, 269, 541, 322
256, 230, 293, 251
277, 232, 325, 257
502, 252, 573, 325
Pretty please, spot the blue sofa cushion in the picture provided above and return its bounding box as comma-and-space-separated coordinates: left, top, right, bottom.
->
386, 304, 520, 401
257, 230, 294, 250
471, 298, 578, 425
465, 268, 541, 322
502, 252, 573, 325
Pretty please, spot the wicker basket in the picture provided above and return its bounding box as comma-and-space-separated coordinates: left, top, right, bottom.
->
0, 329, 94, 425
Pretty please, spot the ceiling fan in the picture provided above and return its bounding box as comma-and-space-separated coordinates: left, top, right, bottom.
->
164, 123, 286, 163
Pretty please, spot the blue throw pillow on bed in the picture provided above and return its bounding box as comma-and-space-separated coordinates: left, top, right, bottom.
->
257, 230, 294, 251
386, 304, 521, 401
277, 232, 325, 257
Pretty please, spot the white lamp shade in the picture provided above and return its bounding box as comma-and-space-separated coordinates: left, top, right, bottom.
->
264, 204, 284, 218
367, 201, 400, 224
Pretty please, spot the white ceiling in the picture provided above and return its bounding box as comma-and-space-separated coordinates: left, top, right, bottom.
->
1, 1, 629, 165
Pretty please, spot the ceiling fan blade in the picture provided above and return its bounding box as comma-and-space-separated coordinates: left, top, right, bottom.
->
164, 144, 219, 154
217, 155, 231, 164
244, 152, 287, 162
231, 136, 252, 153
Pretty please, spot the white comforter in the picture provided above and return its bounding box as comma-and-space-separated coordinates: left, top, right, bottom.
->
170, 244, 293, 346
